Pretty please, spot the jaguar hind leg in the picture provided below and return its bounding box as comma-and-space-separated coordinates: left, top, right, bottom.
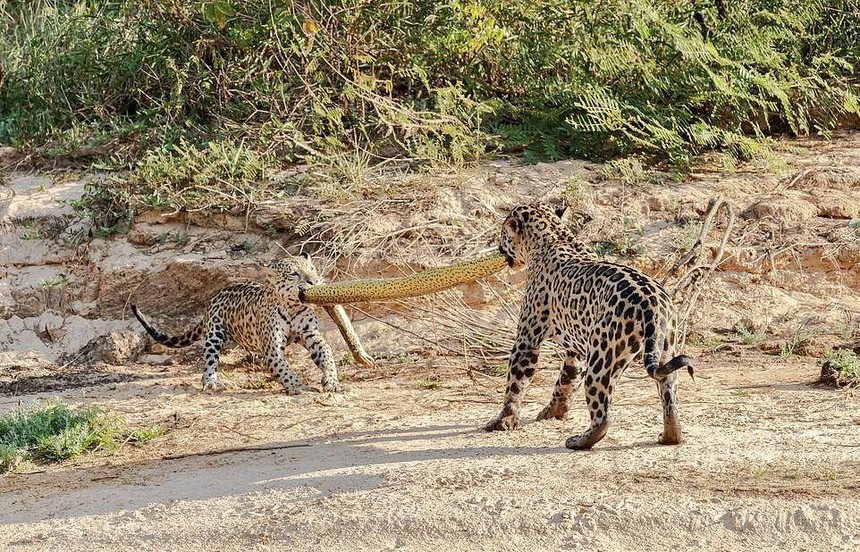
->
564, 415, 611, 450
536, 351, 582, 421
565, 353, 630, 450
201, 325, 226, 392
657, 371, 683, 445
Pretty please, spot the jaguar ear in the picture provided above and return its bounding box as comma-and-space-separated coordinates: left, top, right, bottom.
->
554, 205, 569, 220
299, 251, 311, 260
504, 213, 523, 234
520, 210, 530, 224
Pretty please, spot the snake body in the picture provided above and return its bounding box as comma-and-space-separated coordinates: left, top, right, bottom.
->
300, 254, 507, 305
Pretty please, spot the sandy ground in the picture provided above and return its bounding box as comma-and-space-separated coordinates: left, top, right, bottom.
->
1, 348, 859, 551
2, 134, 860, 550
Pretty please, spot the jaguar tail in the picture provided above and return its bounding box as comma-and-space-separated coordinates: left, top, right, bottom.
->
130, 304, 203, 348
643, 333, 694, 381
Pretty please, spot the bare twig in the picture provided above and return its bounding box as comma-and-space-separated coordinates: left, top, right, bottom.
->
661, 196, 736, 345
162, 443, 311, 460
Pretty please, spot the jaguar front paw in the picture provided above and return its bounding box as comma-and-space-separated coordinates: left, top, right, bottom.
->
322, 379, 344, 393
202, 376, 226, 393
484, 413, 520, 431
536, 402, 569, 421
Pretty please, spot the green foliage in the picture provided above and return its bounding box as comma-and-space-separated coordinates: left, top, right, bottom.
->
601, 157, 648, 185
779, 324, 815, 357
125, 139, 280, 211
483, 362, 509, 376
686, 332, 721, 349
417, 376, 442, 389
734, 321, 766, 346
0, 400, 123, 473
823, 348, 860, 385
128, 425, 167, 446
18, 216, 71, 241
672, 221, 702, 252
1, 0, 859, 170
162, 230, 190, 247
560, 175, 591, 207
68, 179, 136, 238
593, 216, 646, 258
397, 352, 421, 364
40, 273, 69, 288
0, 0, 491, 164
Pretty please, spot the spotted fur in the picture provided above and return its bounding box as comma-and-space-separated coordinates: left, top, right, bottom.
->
131, 254, 374, 394
485, 203, 694, 449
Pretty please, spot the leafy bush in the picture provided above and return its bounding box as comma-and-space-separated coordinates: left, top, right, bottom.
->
125, 139, 281, 211
1, 0, 858, 167
822, 348, 860, 387
0, 400, 124, 473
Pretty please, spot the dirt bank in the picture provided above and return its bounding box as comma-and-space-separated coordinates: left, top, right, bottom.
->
1, 134, 860, 550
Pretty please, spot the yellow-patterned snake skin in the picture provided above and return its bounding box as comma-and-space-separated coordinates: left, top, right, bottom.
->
300, 254, 507, 305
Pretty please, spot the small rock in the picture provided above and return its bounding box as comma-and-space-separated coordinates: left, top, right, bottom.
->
810, 191, 860, 219
139, 354, 174, 366
83, 330, 147, 365
69, 300, 97, 317
744, 195, 818, 225
126, 227, 161, 246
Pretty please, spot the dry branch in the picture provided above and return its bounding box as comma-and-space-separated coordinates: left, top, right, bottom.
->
162, 443, 311, 460
662, 196, 736, 344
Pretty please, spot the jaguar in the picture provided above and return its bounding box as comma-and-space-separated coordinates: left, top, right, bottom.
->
484, 203, 694, 449
131, 254, 375, 394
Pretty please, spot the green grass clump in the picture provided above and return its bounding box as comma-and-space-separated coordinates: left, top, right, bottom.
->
0, 400, 124, 473
735, 322, 766, 346
417, 377, 442, 390
484, 362, 509, 377
822, 348, 860, 387
128, 425, 167, 447
124, 139, 281, 211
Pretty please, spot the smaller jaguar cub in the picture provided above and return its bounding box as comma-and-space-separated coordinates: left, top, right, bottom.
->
131, 255, 357, 394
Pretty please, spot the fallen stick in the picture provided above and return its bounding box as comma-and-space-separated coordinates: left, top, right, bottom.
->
162, 443, 311, 460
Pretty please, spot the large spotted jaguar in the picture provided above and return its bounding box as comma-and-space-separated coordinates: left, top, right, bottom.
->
131, 254, 375, 394
485, 203, 694, 449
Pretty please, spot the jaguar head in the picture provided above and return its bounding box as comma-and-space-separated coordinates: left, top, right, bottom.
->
499, 203, 569, 269
263, 253, 322, 302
